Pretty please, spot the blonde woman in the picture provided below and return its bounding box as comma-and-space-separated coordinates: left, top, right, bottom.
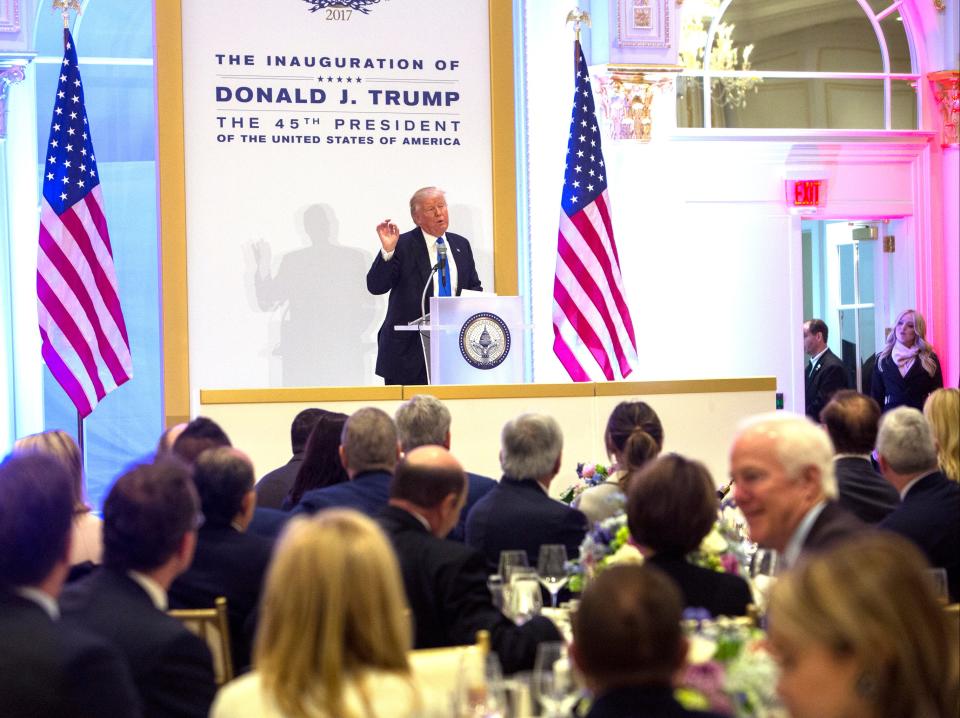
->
13, 429, 102, 566
924, 388, 959, 483
768, 533, 959, 718
870, 309, 943, 412
211, 510, 446, 718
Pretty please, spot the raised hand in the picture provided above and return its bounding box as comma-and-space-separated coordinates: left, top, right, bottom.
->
376, 219, 400, 253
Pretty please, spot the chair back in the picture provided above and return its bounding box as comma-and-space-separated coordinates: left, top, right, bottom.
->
169, 596, 234, 685
408, 630, 490, 710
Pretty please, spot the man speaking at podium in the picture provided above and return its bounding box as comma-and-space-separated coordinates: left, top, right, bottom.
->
367, 187, 483, 385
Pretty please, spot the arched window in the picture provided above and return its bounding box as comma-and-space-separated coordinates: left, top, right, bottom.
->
677, 0, 918, 129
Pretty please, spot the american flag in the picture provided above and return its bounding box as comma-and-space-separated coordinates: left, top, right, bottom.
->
38, 29, 132, 418
552, 41, 638, 382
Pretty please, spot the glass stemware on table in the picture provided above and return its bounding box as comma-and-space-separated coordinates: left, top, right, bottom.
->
536, 544, 569, 608
531, 642, 581, 718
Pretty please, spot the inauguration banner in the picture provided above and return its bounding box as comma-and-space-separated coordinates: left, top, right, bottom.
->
180, 0, 494, 392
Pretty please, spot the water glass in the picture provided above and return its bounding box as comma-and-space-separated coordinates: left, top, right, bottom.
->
507, 574, 542, 624
926, 568, 949, 604
532, 642, 580, 717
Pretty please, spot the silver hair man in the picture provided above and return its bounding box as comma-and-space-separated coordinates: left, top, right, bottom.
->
500, 413, 563, 481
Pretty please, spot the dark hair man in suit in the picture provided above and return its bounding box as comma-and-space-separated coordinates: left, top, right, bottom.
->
169, 447, 274, 673
255, 407, 325, 509
803, 318, 850, 421
379, 445, 560, 673
0, 453, 140, 718
571, 564, 726, 718
876, 406, 960, 601
394, 393, 495, 541
819, 390, 900, 523
61, 460, 217, 718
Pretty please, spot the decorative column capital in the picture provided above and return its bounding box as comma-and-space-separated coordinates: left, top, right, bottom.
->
929, 70, 960, 148
0, 64, 26, 139
592, 65, 680, 143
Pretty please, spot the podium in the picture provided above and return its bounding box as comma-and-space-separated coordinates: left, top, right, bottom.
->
396, 296, 525, 385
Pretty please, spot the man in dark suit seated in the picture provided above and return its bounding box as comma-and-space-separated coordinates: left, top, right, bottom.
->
366, 186, 483, 386
570, 564, 727, 718
803, 318, 849, 421
61, 460, 217, 718
731, 412, 864, 570
876, 406, 960, 601
169, 447, 273, 674
379, 445, 561, 673
465, 413, 588, 572
819, 391, 900, 523
0, 454, 140, 718
255, 407, 324, 509
394, 394, 495, 541
292, 407, 399, 518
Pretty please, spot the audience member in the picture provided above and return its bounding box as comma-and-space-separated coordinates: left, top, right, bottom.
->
768, 533, 959, 718
628, 454, 752, 617
255, 408, 325, 509
169, 447, 274, 674
291, 407, 399, 518
61, 460, 217, 718
571, 564, 727, 718
380, 446, 561, 673
876, 406, 960, 601
924, 387, 959, 483
466, 413, 588, 571
730, 412, 863, 569
574, 400, 664, 524
819, 391, 900, 523
0, 454, 140, 718
802, 318, 849, 421
210, 510, 447, 717
870, 308, 943, 413
281, 410, 348, 510
13, 429, 102, 566
394, 394, 495, 541
156, 422, 188, 456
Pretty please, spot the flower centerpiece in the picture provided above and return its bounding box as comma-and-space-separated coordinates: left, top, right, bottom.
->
566, 512, 643, 593
559, 462, 611, 505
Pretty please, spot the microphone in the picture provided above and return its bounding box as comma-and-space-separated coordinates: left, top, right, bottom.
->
437, 240, 449, 286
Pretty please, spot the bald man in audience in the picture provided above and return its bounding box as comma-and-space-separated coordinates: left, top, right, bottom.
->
61, 461, 217, 718
379, 445, 561, 673
819, 390, 900, 523
730, 412, 863, 569
169, 447, 273, 674
571, 564, 726, 718
876, 406, 960, 601
466, 413, 588, 572
394, 394, 495, 541
293, 407, 400, 518
0, 454, 140, 718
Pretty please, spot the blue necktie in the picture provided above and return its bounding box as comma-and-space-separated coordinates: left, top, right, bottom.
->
437, 237, 451, 297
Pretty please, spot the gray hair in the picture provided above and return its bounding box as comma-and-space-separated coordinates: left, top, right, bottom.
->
500, 413, 563, 480
736, 411, 837, 498
394, 394, 451, 452
876, 406, 938, 474
341, 407, 398, 474
409, 186, 445, 216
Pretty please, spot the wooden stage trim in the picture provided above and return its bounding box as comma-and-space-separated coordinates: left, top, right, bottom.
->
200, 378, 775, 406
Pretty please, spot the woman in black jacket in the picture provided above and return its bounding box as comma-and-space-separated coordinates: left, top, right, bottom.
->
870, 308, 943, 412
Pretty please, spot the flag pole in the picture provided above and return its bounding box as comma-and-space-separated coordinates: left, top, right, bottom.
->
52, 0, 81, 29
565, 8, 592, 70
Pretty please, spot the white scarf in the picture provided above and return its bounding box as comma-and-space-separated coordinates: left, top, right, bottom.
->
891, 341, 919, 377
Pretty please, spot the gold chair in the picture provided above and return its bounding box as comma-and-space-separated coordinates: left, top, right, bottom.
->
169, 596, 234, 685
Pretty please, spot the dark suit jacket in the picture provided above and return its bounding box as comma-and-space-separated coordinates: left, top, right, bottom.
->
646, 554, 752, 618
800, 500, 865, 557
870, 352, 943, 412
246, 506, 290, 540
168, 524, 274, 673
379, 506, 560, 674
805, 348, 849, 420
834, 456, 900, 524
879, 471, 960, 601
367, 227, 482, 385
60, 568, 216, 718
0, 590, 141, 718
465, 477, 589, 574
447, 471, 497, 543
254, 452, 303, 509
292, 470, 392, 518
586, 684, 728, 718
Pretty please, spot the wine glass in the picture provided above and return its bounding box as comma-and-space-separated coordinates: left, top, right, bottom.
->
749, 548, 780, 611
532, 642, 580, 718
507, 573, 542, 624
537, 544, 569, 608
926, 568, 949, 605
498, 550, 529, 581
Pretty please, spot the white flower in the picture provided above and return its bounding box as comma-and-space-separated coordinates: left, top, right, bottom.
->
700, 527, 728, 554
607, 543, 644, 566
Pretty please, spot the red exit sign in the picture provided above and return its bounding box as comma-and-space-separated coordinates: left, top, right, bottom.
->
786, 179, 827, 208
